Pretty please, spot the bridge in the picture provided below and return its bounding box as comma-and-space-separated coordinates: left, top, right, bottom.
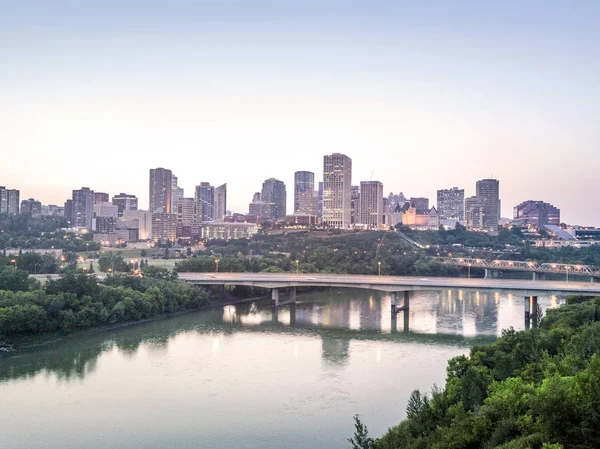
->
178, 272, 600, 328
440, 257, 600, 281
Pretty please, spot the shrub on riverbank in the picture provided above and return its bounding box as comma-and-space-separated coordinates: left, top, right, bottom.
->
366, 296, 600, 448
0, 272, 211, 338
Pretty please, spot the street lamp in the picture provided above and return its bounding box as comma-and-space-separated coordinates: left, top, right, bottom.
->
215, 259, 220, 273
10, 259, 16, 268
378, 261, 382, 277
468, 263, 471, 279
296, 260, 299, 274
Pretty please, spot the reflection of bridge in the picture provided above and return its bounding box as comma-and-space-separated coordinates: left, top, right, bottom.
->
440, 257, 600, 281
179, 273, 600, 329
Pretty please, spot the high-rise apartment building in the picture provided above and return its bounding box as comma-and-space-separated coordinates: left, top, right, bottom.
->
318, 182, 323, 220
350, 186, 360, 224
171, 175, 184, 213
174, 197, 202, 238
476, 179, 501, 230
20, 198, 42, 216
465, 196, 485, 230
359, 181, 384, 228
71, 187, 95, 230
323, 153, 352, 228
297, 189, 319, 216
149, 168, 173, 214
514, 201, 560, 227
0, 187, 20, 216
112, 193, 138, 217
215, 183, 227, 222
94, 192, 109, 204
409, 197, 430, 214
261, 178, 286, 219
152, 213, 177, 243
195, 182, 214, 221
294, 171, 315, 213
437, 187, 465, 220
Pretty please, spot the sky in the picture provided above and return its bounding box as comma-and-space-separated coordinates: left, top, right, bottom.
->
1, 0, 599, 225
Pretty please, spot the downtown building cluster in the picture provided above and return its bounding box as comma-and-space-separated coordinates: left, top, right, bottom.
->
1, 154, 567, 245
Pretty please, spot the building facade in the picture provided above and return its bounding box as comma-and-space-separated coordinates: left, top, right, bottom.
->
149, 168, 173, 214
93, 192, 109, 204
0, 187, 20, 216
261, 178, 287, 220
297, 189, 319, 217
215, 183, 227, 222
20, 198, 42, 216
195, 182, 214, 221
71, 187, 95, 230
294, 171, 315, 213
514, 200, 560, 227
323, 153, 352, 228
437, 187, 465, 220
174, 197, 202, 238
122, 209, 153, 240
112, 193, 138, 217
465, 196, 486, 230
476, 178, 501, 230
151, 213, 177, 243
350, 185, 360, 225
359, 181, 384, 228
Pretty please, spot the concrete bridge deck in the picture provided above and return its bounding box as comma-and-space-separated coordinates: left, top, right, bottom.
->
177, 272, 600, 297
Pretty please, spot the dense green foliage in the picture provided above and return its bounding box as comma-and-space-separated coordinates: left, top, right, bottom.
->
367, 296, 600, 449
0, 270, 211, 338
0, 214, 100, 252
177, 232, 462, 277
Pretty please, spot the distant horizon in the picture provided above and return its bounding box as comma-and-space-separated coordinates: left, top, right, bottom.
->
2, 1, 599, 225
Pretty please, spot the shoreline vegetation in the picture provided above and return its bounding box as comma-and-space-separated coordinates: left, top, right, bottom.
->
350, 295, 600, 449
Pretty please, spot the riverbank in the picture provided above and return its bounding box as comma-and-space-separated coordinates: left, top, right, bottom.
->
2, 293, 269, 352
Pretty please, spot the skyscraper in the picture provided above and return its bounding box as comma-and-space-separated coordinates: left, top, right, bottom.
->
261, 178, 287, 219
0, 187, 20, 216
465, 196, 485, 229
171, 174, 184, 213
476, 179, 501, 230
112, 193, 138, 217
71, 187, 94, 230
323, 153, 352, 228
215, 183, 227, 222
195, 182, 214, 221
93, 192, 109, 204
149, 168, 172, 214
359, 181, 384, 228
514, 201, 560, 226
174, 197, 202, 238
437, 187, 465, 220
350, 186, 360, 224
294, 171, 315, 213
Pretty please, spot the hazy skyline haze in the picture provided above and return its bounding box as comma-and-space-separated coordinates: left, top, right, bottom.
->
2, 1, 599, 224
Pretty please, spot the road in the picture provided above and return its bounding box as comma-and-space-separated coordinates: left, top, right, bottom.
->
177, 272, 600, 296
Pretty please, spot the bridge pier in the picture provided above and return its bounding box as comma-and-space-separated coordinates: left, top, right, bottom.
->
531, 296, 538, 327
524, 296, 530, 329
533, 272, 546, 281
485, 269, 500, 279
289, 287, 296, 304
271, 288, 279, 307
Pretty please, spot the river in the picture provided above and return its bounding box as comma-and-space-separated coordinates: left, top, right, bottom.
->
0, 288, 559, 449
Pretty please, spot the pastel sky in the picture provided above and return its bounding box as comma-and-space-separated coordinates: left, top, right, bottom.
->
1, 1, 599, 225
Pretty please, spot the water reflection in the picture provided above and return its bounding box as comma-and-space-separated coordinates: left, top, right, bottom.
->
0, 288, 558, 384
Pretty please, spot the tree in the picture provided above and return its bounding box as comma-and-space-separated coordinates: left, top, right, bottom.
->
348, 415, 374, 449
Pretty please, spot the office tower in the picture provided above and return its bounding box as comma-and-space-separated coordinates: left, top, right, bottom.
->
71, 187, 95, 230
171, 175, 184, 213
195, 182, 214, 221
318, 182, 323, 220
514, 201, 560, 226
359, 181, 384, 228
437, 187, 465, 220
174, 197, 202, 238
297, 189, 319, 216
122, 210, 153, 240
323, 153, 352, 227
215, 183, 227, 222
476, 179, 501, 230
149, 168, 173, 213
409, 197, 429, 214
0, 187, 20, 216
294, 171, 315, 213
94, 192, 109, 204
112, 193, 138, 217
20, 198, 42, 216
249, 192, 265, 218
152, 213, 177, 243
350, 186, 360, 224
261, 178, 287, 219
465, 196, 485, 229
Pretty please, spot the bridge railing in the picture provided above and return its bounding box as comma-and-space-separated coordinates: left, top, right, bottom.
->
442, 257, 600, 276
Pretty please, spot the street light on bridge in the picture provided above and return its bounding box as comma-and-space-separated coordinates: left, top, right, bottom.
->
467, 263, 471, 279
296, 260, 299, 274
215, 259, 220, 273
378, 261, 382, 277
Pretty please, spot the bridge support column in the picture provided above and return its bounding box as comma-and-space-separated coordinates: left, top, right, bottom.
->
403, 291, 410, 310
390, 292, 398, 314
289, 303, 296, 325
524, 296, 531, 330
533, 272, 537, 281
271, 288, 279, 307
404, 308, 410, 333
531, 296, 539, 328
289, 287, 297, 304
592, 277, 596, 283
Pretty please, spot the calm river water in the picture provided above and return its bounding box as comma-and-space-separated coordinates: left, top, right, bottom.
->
0, 289, 559, 449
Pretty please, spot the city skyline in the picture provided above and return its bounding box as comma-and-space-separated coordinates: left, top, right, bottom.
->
2, 1, 599, 225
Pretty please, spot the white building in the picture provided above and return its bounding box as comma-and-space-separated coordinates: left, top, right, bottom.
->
359, 181, 384, 228
323, 153, 352, 228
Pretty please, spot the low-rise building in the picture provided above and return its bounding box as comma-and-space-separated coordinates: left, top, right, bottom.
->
202, 222, 258, 240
